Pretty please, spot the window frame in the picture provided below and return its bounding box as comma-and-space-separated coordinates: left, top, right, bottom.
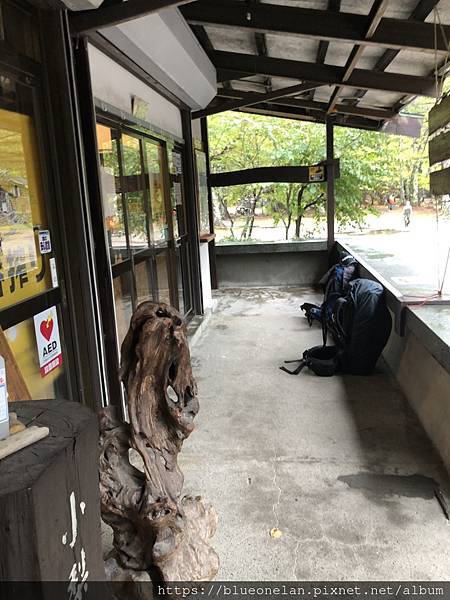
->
0, 35, 78, 402
95, 113, 194, 328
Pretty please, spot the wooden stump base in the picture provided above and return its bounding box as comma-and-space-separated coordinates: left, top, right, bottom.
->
99, 302, 219, 591
0, 400, 105, 583
104, 495, 218, 581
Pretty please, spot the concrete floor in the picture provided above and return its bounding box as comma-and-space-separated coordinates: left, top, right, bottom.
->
180, 287, 450, 580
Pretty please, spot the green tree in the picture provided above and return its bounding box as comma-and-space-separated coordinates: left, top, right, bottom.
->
207, 105, 434, 243
265, 119, 325, 239
208, 113, 275, 240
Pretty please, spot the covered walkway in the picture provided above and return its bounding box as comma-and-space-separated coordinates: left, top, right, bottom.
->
181, 288, 450, 580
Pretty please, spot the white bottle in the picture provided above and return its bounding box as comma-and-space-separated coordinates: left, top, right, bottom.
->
0, 356, 9, 440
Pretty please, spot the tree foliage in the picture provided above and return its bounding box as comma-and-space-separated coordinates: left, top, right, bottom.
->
207, 108, 433, 242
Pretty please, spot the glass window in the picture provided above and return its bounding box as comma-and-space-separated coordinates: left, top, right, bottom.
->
0, 87, 54, 310
0, 1, 40, 62
156, 252, 171, 305
169, 150, 186, 239
5, 314, 68, 400
122, 134, 149, 251
195, 149, 210, 234
144, 141, 169, 244
96, 124, 128, 265
0, 75, 67, 400
135, 260, 154, 305
113, 271, 133, 347
95, 124, 192, 351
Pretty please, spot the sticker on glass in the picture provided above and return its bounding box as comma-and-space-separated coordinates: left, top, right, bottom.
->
33, 306, 63, 377
38, 229, 52, 254
50, 257, 58, 288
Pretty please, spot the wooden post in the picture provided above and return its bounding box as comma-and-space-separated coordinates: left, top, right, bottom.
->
326, 116, 336, 250
200, 117, 218, 290
0, 400, 105, 583
72, 35, 123, 410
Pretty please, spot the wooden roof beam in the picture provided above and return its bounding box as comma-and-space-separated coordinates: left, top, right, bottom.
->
309, 0, 341, 102
210, 51, 437, 97
215, 87, 396, 120
251, 0, 272, 93
237, 104, 381, 131
327, 0, 389, 113
193, 81, 322, 119
352, 0, 441, 106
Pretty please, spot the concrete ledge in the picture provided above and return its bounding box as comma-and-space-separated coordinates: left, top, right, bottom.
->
386, 329, 450, 473
216, 240, 327, 255
336, 240, 450, 376
335, 240, 450, 473
405, 307, 450, 375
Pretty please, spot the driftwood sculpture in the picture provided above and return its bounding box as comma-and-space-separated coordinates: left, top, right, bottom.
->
99, 301, 219, 586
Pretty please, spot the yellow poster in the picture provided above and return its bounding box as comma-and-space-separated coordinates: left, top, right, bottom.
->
0, 107, 52, 310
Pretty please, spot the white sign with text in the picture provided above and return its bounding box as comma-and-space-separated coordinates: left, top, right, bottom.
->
33, 306, 63, 377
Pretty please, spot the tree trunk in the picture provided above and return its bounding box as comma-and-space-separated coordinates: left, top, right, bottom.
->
219, 196, 235, 239
295, 186, 306, 238
285, 217, 291, 240
240, 189, 260, 240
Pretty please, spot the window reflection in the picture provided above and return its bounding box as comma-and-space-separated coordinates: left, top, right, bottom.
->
96, 124, 128, 264
169, 150, 186, 240
145, 141, 168, 244
156, 251, 170, 305
135, 260, 155, 305
195, 149, 210, 234
113, 271, 133, 347
0, 97, 53, 309
122, 134, 149, 250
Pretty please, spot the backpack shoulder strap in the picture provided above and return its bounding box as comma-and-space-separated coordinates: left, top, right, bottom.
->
279, 359, 307, 375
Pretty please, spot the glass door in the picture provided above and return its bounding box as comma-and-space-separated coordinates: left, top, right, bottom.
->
142, 139, 172, 306
96, 122, 193, 358
169, 148, 193, 317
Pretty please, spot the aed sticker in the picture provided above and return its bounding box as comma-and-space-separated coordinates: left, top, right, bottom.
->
33, 306, 63, 377
308, 165, 325, 182
38, 229, 52, 254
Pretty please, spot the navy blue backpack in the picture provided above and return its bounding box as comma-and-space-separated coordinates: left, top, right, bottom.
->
281, 255, 392, 377
300, 253, 358, 326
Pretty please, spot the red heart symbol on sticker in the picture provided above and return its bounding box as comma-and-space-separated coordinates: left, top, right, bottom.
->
40, 317, 54, 341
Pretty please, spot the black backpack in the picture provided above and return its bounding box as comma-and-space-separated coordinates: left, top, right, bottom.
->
300, 253, 358, 326
333, 278, 392, 375
281, 278, 392, 376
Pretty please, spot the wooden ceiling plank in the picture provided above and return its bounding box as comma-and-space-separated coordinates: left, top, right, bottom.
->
181, 1, 450, 53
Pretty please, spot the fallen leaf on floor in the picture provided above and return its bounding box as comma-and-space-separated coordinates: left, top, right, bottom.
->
269, 527, 282, 538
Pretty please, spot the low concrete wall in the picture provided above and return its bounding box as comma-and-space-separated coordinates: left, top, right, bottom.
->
383, 317, 450, 473
335, 240, 450, 472
215, 241, 328, 288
